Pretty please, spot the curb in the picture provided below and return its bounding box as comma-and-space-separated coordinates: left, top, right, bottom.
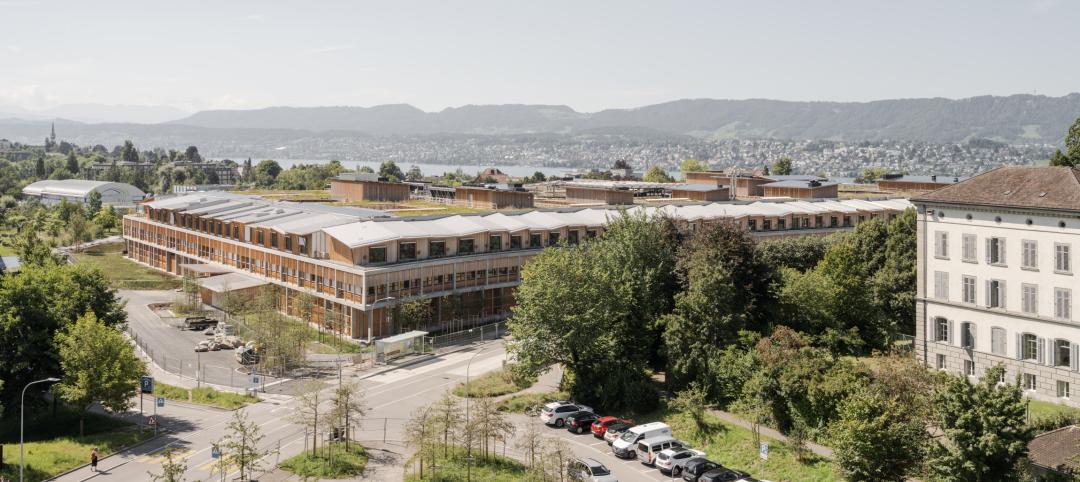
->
44, 429, 167, 481
356, 341, 490, 380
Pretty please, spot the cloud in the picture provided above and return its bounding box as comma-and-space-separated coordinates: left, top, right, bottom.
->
244, 13, 267, 22
4, 45, 19, 53
308, 44, 354, 55
0, 84, 61, 109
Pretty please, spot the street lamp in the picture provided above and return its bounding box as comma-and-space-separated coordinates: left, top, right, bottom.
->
463, 343, 497, 482
21, 377, 61, 482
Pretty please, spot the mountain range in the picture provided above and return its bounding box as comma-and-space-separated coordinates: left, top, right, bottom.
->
2, 94, 1079, 145
167, 94, 1080, 144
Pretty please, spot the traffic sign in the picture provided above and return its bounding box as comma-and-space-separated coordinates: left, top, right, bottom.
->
251, 375, 260, 386
140, 376, 154, 394
211, 446, 220, 459
759, 442, 769, 460
156, 397, 165, 408
148, 416, 157, 426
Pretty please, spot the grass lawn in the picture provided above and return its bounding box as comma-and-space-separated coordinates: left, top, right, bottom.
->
452, 368, 535, 398
74, 242, 182, 290
153, 382, 259, 410
404, 445, 530, 482
496, 390, 569, 413
279, 442, 368, 479
0, 409, 156, 482
661, 411, 840, 482
1027, 398, 1080, 421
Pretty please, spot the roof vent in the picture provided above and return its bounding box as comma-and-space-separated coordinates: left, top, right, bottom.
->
953, 177, 959, 182
1003, 190, 1012, 195
1040, 192, 1048, 197
931, 175, 937, 181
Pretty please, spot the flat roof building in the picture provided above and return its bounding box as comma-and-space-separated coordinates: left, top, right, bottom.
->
877, 174, 964, 192
456, 185, 534, 209
22, 179, 146, 207
330, 173, 412, 202
762, 180, 839, 199
564, 186, 636, 205
669, 184, 731, 202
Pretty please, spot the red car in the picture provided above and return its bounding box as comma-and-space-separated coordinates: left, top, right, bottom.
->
590, 416, 633, 439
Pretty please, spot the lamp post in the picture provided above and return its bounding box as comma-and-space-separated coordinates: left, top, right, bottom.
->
21, 377, 60, 482
463, 343, 495, 482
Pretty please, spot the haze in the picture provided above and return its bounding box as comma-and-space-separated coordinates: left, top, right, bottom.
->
1, 0, 1077, 117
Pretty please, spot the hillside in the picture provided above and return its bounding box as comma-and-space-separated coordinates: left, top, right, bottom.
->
168, 93, 1080, 143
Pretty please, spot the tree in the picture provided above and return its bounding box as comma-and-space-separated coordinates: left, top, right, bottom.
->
1049, 149, 1072, 167
86, 190, 102, 218
54, 311, 146, 435
291, 380, 327, 455
469, 397, 514, 459
398, 299, 432, 331
379, 160, 405, 181
830, 388, 928, 482
929, 365, 1032, 482
147, 448, 188, 482
772, 156, 793, 175
1066, 116, 1080, 164
66, 151, 80, 177
254, 160, 282, 187
405, 406, 437, 479
68, 211, 89, 253
0, 263, 126, 416
94, 205, 120, 233
612, 159, 631, 170
872, 209, 917, 338
761, 164, 770, 175
120, 140, 139, 163
669, 383, 709, 433
679, 158, 707, 178
508, 211, 677, 411
642, 165, 675, 183
184, 145, 202, 163
406, 165, 423, 181
855, 167, 887, 183
755, 234, 834, 272
358, 166, 375, 174
34, 154, 46, 178
330, 382, 367, 451
431, 392, 463, 457
222, 409, 270, 481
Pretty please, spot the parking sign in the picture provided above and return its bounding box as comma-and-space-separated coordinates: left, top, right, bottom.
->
759, 442, 769, 460
211, 446, 220, 459
156, 397, 165, 408
140, 376, 154, 394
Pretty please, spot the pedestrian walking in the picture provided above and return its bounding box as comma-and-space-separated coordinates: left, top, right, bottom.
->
90, 448, 99, 472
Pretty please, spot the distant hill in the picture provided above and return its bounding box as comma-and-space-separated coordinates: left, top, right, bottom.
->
169, 94, 1080, 143
0, 103, 189, 124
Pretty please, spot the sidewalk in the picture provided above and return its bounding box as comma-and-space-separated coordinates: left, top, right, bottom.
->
706, 409, 834, 459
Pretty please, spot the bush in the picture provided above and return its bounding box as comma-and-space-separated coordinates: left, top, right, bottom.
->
451, 368, 536, 398
496, 391, 569, 413
279, 442, 367, 479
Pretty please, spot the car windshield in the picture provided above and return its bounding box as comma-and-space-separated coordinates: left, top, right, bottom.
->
620, 431, 637, 441
590, 464, 611, 476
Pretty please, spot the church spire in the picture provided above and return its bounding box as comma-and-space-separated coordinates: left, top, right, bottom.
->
50, 122, 56, 143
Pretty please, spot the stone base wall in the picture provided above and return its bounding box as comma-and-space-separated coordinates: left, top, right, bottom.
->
925, 341, 1080, 405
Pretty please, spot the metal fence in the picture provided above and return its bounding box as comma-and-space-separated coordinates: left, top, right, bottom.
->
128, 328, 282, 391
428, 321, 508, 350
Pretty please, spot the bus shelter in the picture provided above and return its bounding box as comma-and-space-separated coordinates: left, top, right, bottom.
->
373, 330, 429, 364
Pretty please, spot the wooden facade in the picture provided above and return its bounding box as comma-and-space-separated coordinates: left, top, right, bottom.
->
564, 186, 635, 205
330, 178, 411, 202
669, 186, 730, 202
455, 186, 534, 209
762, 183, 838, 199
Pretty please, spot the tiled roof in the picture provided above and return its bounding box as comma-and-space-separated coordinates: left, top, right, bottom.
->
1029, 425, 1080, 473
912, 166, 1080, 211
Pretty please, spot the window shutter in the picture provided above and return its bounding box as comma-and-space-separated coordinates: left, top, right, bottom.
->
947, 320, 955, 345
970, 324, 976, 349
985, 280, 991, 307
1072, 343, 1079, 372
1037, 337, 1045, 365
928, 317, 935, 342
1049, 340, 1057, 367
1001, 239, 1006, 264
1016, 333, 1022, 360
1000, 281, 1007, 309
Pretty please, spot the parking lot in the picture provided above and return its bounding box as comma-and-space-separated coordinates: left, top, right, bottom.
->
512, 413, 705, 482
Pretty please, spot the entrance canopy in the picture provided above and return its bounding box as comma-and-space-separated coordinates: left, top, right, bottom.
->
374, 330, 429, 364
198, 272, 268, 293
180, 263, 233, 276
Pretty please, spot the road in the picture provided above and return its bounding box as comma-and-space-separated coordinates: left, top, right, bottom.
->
54, 341, 513, 482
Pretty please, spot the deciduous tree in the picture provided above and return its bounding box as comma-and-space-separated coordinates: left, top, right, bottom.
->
830, 388, 928, 482
772, 156, 793, 175
222, 409, 270, 481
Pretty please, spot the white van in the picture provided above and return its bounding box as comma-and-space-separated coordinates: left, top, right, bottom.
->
611, 422, 672, 458
635, 436, 684, 466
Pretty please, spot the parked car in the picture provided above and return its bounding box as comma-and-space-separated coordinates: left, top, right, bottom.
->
566, 457, 618, 482
591, 416, 632, 439
566, 411, 600, 434
611, 422, 672, 459
540, 401, 592, 427
698, 468, 750, 482
636, 435, 684, 466
603, 422, 633, 445
682, 458, 724, 482
655, 447, 706, 476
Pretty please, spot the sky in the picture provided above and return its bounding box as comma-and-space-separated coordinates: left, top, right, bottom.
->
0, 0, 1077, 114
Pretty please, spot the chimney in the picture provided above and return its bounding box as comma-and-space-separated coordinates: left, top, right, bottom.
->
931, 175, 937, 182
953, 177, 959, 182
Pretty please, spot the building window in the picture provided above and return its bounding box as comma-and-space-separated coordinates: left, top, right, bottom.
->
1022, 334, 1038, 361
299, 237, 308, 254
778, 219, 786, 230
934, 271, 949, 299
1059, 381, 1071, 399
1056, 288, 1072, 320
257, 230, 264, 245
936, 354, 947, 370
935, 317, 950, 343
285, 236, 292, 251
510, 235, 522, 249
567, 230, 579, 245
1022, 283, 1038, 314
935, 231, 948, 258
987, 279, 1005, 309
586, 229, 597, 239
748, 220, 757, 231
429, 241, 446, 258
488, 235, 502, 252
988, 237, 1006, 265
271, 232, 278, 249
843, 216, 851, 227
829, 216, 837, 227
962, 234, 977, 262
763, 220, 772, 231
962, 276, 976, 303
1057, 243, 1072, 273
369, 247, 387, 263
548, 232, 560, 245
991, 327, 1007, 355
961, 322, 975, 349
1022, 240, 1038, 269
1023, 373, 1037, 391
458, 238, 475, 254
964, 360, 975, 376
399, 242, 417, 261
1056, 339, 1072, 368
529, 233, 542, 248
